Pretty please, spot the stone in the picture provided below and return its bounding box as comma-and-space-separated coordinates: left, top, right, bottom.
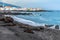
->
15, 32, 20, 37
45, 24, 54, 27
24, 29, 34, 34
55, 25, 59, 29
7, 23, 16, 26
0, 18, 4, 21
4, 17, 14, 23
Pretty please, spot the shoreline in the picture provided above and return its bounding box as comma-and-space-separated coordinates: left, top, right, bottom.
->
4, 15, 60, 30
4, 15, 45, 26
0, 15, 60, 40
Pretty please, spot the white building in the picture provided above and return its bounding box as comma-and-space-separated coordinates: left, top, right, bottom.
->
18, 8, 27, 11
0, 7, 4, 10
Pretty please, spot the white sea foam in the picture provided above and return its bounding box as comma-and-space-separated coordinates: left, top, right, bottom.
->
5, 15, 60, 30
4, 15, 45, 27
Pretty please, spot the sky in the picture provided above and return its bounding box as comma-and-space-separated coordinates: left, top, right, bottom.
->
1, 0, 60, 10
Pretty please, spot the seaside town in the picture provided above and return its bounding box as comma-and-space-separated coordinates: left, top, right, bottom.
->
0, 6, 42, 11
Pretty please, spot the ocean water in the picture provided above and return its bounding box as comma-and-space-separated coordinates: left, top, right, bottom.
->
16, 12, 60, 25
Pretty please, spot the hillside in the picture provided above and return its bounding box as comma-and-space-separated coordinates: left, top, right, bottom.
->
0, 2, 21, 8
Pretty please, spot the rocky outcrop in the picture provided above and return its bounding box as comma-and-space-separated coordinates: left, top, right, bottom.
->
4, 17, 14, 23
45, 24, 54, 27
55, 25, 59, 29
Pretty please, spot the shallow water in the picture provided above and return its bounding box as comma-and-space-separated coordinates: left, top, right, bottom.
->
16, 12, 60, 25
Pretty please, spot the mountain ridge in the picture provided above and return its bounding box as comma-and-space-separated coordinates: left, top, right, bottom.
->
0, 2, 21, 8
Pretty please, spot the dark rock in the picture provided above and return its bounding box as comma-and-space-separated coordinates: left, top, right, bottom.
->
7, 23, 16, 26
4, 17, 14, 23
31, 27, 41, 31
55, 25, 59, 29
8, 28, 15, 32
0, 18, 4, 21
40, 27, 44, 30
15, 32, 20, 37
24, 29, 34, 34
29, 26, 44, 31
2, 23, 16, 26
45, 24, 54, 27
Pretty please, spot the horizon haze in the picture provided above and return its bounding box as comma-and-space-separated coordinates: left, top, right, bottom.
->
0, 0, 60, 10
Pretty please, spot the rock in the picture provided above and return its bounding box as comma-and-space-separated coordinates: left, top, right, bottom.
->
0, 18, 4, 21
4, 17, 14, 23
55, 25, 59, 29
35, 27, 44, 31
7, 23, 16, 26
45, 24, 54, 27
24, 29, 34, 34
15, 32, 20, 37
30, 27, 41, 31
8, 28, 15, 32
40, 27, 44, 30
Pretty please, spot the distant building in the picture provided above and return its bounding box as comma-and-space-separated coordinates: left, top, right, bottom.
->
0, 7, 4, 10
10, 7, 17, 10
36, 8, 42, 10
27, 8, 41, 11
18, 8, 27, 11
4, 6, 11, 10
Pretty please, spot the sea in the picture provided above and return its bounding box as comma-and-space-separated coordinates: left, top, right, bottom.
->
16, 11, 60, 26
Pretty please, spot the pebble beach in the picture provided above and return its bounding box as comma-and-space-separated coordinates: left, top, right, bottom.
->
0, 15, 59, 40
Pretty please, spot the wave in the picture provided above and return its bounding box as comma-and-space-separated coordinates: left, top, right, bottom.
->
4, 15, 45, 27
4, 15, 60, 30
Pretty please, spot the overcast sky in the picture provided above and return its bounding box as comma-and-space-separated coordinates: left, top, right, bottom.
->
1, 0, 60, 10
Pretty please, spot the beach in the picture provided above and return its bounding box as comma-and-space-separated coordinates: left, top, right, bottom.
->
0, 15, 59, 40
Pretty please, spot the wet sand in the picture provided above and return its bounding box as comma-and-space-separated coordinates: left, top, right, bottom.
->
0, 16, 60, 40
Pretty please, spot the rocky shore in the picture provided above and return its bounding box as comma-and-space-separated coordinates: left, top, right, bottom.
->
0, 16, 60, 40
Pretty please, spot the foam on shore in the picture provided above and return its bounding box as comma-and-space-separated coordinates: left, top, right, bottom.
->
4, 15, 45, 27
5, 15, 59, 29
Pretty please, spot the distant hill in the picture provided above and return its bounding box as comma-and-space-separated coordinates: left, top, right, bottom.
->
0, 2, 21, 8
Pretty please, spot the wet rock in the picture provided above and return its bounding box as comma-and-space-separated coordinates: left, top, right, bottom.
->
45, 24, 54, 27
4, 17, 14, 23
31, 26, 44, 31
0, 18, 4, 21
30, 27, 41, 31
8, 28, 15, 32
15, 32, 20, 37
19, 25, 28, 28
2, 23, 16, 26
24, 29, 34, 34
55, 25, 59, 29
40, 27, 44, 30
7, 23, 16, 26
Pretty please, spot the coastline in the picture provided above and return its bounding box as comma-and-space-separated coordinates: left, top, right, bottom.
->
0, 15, 60, 40
4, 15, 60, 30
4, 15, 45, 26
